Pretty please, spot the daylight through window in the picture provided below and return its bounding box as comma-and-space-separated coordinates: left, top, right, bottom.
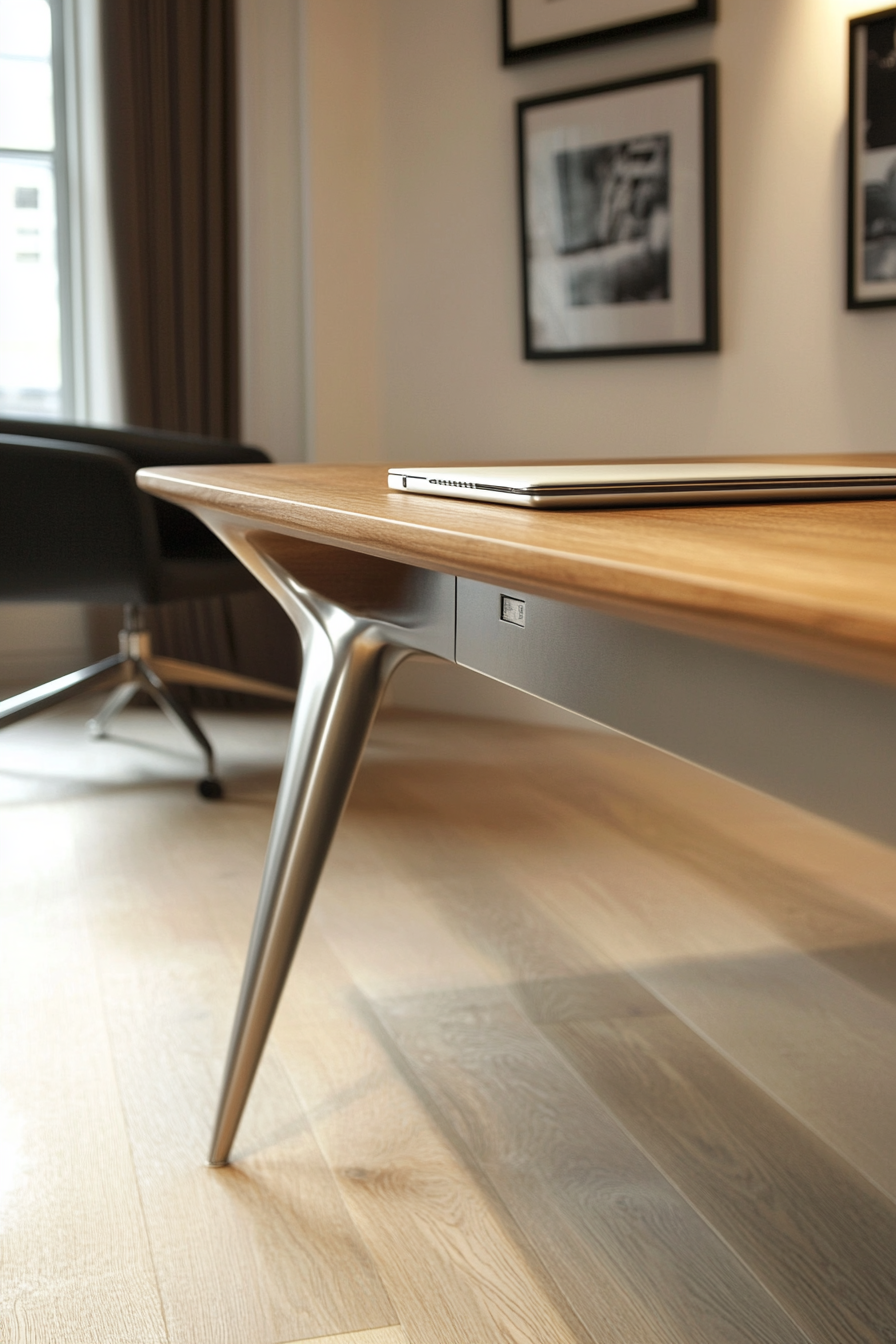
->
0, 0, 68, 417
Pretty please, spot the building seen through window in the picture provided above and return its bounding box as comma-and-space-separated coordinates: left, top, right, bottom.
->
0, 0, 68, 417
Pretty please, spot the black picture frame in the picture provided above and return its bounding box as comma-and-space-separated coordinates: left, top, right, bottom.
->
847, 7, 896, 309
502, 0, 715, 66
517, 63, 719, 360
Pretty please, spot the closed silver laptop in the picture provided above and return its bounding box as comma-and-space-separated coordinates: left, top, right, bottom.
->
387, 460, 896, 509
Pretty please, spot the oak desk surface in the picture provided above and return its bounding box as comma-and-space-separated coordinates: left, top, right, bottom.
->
138, 462, 896, 687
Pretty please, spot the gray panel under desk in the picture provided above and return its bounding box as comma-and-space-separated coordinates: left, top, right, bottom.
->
455, 577, 896, 850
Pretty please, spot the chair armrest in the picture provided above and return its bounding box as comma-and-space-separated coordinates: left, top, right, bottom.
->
0, 434, 160, 603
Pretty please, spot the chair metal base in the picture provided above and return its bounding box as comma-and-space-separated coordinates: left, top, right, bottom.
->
0, 610, 296, 797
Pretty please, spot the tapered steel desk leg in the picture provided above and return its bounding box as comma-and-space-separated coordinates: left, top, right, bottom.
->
207, 601, 410, 1166
196, 516, 455, 1166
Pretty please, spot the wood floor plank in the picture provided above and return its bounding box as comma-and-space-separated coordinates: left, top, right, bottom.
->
0, 804, 167, 1344
71, 792, 396, 1344
376, 986, 811, 1344
286, 1329, 409, 1344
140, 781, 592, 1344
334, 763, 615, 996
536, 823, 896, 1202
639, 947, 896, 1202
7, 706, 896, 1344
534, 734, 896, 981
312, 817, 497, 998
544, 1001, 896, 1344
375, 752, 788, 967
375, 742, 896, 1202
563, 728, 896, 929
495, 785, 896, 1205
262, 924, 592, 1344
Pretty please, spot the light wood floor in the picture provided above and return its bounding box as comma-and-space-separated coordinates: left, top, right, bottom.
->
1, 701, 896, 1343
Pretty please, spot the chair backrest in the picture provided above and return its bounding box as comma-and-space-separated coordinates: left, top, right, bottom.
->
0, 417, 268, 466
0, 418, 270, 561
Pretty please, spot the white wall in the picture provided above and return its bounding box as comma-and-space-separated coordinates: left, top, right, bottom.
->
300, 0, 385, 464
373, 0, 894, 465
237, 0, 386, 466
260, 1, 896, 471
237, 0, 307, 462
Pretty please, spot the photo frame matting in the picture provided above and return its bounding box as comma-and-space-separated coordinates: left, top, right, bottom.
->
517, 63, 719, 359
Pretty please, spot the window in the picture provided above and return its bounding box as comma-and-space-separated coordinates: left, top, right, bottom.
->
0, 0, 71, 417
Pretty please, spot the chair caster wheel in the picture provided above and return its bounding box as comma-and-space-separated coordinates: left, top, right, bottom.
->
198, 777, 224, 800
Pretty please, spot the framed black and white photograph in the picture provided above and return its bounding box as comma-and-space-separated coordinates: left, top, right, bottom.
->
502, 0, 715, 66
517, 64, 718, 359
848, 8, 896, 308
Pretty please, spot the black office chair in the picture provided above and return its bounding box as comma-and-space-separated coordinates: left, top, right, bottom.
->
0, 419, 295, 797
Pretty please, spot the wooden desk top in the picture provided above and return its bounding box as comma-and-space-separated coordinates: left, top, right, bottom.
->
138, 462, 896, 687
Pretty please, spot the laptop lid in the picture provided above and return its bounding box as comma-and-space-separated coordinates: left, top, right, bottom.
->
387, 461, 896, 509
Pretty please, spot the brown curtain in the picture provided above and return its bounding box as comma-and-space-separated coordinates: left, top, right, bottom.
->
99, 3, 297, 701
102, 0, 239, 436
99, 5, 298, 704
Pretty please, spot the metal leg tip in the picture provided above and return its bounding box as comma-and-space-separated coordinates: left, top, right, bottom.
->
206, 1157, 230, 1169
198, 777, 224, 800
